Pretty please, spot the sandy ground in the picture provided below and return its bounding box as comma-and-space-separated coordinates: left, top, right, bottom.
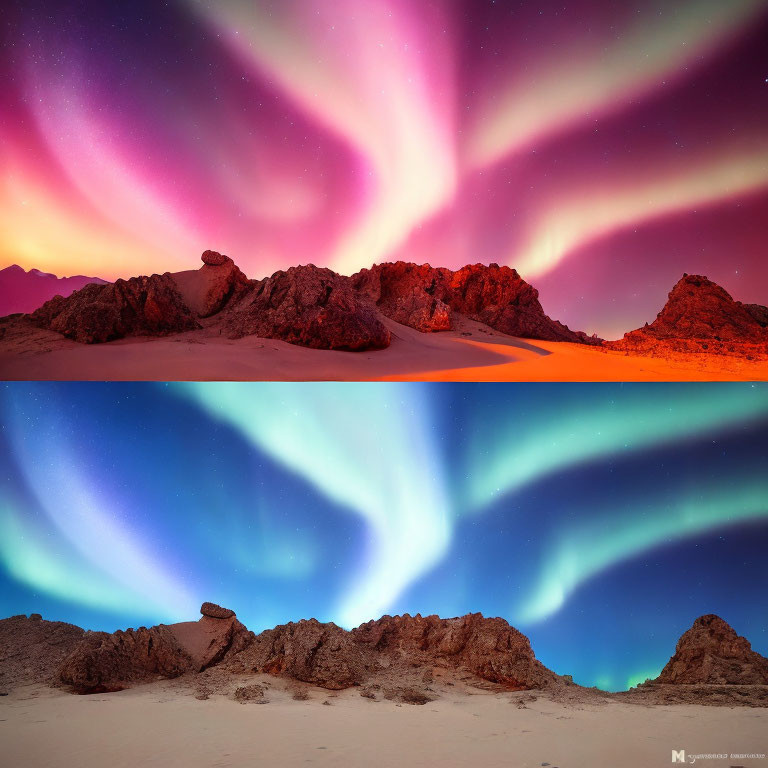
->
2, 683, 767, 768
1, 314, 766, 381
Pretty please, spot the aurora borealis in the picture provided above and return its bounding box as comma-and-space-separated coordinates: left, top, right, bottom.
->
2, 1, 768, 337
1, 382, 767, 692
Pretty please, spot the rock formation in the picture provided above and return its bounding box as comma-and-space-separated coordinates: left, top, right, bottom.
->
223, 265, 391, 351
172, 252, 251, 319
0, 614, 85, 691
200, 602, 235, 619
655, 614, 768, 685
609, 274, 768, 356
10, 251, 604, 351
31, 273, 201, 343
58, 603, 252, 693
235, 619, 371, 690
59, 624, 194, 693
352, 261, 599, 343
6, 607, 768, 704
352, 613, 557, 689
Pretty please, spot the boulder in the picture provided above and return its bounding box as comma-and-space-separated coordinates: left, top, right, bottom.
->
224, 265, 390, 351
201, 250, 230, 266
31, 273, 200, 343
59, 625, 194, 693
200, 602, 235, 619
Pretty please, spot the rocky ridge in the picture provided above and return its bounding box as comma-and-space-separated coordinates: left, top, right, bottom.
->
608, 274, 768, 357
352, 261, 599, 343
22, 251, 595, 351
7, 258, 766, 356
2, 608, 766, 706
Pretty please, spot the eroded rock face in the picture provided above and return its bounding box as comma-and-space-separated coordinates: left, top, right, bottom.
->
656, 615, 768, 685
609, 275, 768, 355
353, 613, 556, 689
352, 263, 452, 332
58, 602, 254, 692
170, 615, 253, 672
31, 274, 201, 343
0, 615, 85, 690
235, 619, 370, 690
352, 262, 596, 343
59, 625, 194, 693
172, 255, 251, 319
225, 265, 391, 351
744, 303, 768, 328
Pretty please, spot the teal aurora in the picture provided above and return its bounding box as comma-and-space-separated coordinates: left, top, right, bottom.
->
1, 382, 766, 692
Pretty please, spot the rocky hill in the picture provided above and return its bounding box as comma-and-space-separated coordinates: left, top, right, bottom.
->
18, 251, 595, 351
655, 614, 768, 685
608, 274, 768, 357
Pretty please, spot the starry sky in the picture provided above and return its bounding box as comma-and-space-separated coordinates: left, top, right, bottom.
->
1, 1, 768, 337
1, 382, 767, 692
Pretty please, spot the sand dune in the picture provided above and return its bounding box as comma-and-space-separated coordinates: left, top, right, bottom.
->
2, 682, 766, 768
1, 314, 765, 381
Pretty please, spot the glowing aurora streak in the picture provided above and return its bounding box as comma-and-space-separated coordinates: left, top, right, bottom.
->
2, 394, 197, 619
515, 146, 768, 279
466, 385, 768, 511
518, 476, 768, 624
1, 384, 766, 634
0, 498, 159, 615
2, 0, 768, 336
467, 0, 767, 168
185, 0, 457, 276
173, 383, 451, 627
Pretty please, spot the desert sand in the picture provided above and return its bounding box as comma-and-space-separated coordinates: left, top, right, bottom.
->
2, 681, 766, 768
1, 314, 765, 381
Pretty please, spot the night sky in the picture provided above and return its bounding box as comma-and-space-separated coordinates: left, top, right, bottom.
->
1, 1, 768, 337
1, 382, 767, 692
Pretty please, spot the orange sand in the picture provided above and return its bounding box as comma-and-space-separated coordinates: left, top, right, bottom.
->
0, 315, 765, 381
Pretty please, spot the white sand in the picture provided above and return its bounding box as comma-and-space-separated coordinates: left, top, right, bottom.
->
2, 684, 766, 768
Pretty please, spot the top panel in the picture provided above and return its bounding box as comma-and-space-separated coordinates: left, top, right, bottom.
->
1, 0, 767, 381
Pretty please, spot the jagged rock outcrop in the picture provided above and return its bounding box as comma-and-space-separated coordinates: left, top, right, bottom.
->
0, 614, 85, 690
353, 613, 556, 689
58, 603, 253, 693
230, 613, 555, 691
655, 615, 768, 685
31, 273, 201, 343
224, 265, 391, 351
172, 252, 251, 318
609, 275, 768, 355
14, 252, 601, 350
233, 619, 371, 690
352, 261, 597, 343
744, 303, 768, 328
59, 625, 194, 693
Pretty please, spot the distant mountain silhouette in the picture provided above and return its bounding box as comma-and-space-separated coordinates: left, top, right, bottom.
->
0, 264, 108, 316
